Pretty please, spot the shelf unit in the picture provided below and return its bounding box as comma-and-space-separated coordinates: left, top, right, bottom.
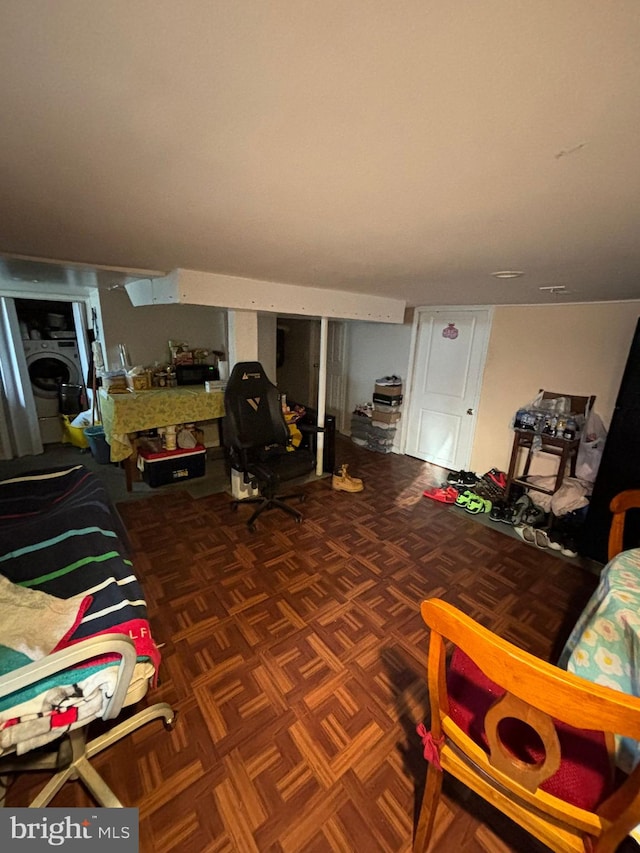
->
504, 390, 595, 502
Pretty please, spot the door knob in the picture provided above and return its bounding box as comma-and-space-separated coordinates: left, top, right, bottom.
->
467, 408, 474, 415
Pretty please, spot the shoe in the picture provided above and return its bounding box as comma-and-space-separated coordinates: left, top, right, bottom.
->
489, 501, 506, 522
447, 470, 464, 486
465, 495, 492, 514
523, 505, 547, 528
455, 489, 474, 507
461, 471, 479, 486
514, 525, 536, 544
561, 537, 578, 558
486, 469, 507, 490
534, 529, 550, 549
501, 503, 519, 525
512, 494, 532, 526
332, 464, 364, 492
547, 529, 563, 551
423, 486, 458, 504
447, 470, 478, 487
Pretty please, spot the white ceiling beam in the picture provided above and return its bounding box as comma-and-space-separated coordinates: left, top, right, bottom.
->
125, 268, 405, 323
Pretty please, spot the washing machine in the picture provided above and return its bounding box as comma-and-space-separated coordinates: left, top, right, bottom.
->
23, 339, 82, 444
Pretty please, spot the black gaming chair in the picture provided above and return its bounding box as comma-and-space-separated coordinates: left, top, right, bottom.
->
223, 361, 316, 530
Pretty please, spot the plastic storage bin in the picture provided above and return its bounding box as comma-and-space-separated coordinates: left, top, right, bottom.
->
61, 415, 89, 449
83, 426, 111, 464
59, 383, 85, 415
137, 445, 206, 488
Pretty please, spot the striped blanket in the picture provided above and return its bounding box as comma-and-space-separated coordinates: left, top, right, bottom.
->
0, 465, 160, 754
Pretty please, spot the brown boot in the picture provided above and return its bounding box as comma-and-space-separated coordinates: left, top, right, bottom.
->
332, 464, 364, 492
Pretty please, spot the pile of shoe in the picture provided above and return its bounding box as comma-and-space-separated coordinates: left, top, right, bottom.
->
350, 405, 373, 448
489, 492, 545, 527
422, 468, 510, 517
513, 525, 577, 556
423, 469, 495, 514
501, 493, 580, 556
422, 469, 479, 505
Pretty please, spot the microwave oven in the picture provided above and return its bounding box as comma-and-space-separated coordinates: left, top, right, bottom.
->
176, 364, 220, 386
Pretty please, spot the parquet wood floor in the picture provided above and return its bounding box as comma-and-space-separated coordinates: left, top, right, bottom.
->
6, 439, 611, 851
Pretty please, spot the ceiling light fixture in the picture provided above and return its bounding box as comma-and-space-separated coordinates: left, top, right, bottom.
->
491, 270, 524, 279
539, 285, 572, 298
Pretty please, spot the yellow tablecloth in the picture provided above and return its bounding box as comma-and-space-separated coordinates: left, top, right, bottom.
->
99, 387, 225, 461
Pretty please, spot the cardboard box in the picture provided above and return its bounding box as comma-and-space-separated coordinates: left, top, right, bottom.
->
371, 410, 401, 424
373, 393, 403, 407
374, 383, 403, 397
126, 372, 151, 391
137, 445, 206, 487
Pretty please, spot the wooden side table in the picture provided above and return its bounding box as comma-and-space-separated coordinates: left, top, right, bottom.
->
505, 429, 581, 501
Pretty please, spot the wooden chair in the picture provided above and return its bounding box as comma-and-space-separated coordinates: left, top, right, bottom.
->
608, 490, 640, 561
414, 598, 640, 853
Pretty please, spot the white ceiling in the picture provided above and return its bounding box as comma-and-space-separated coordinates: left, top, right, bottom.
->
1, 1, 639, 308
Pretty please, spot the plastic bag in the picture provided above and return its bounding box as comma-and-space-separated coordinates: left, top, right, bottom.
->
70, 409, 94, 428
512, 394, 572, 452
575, 410, 608, 484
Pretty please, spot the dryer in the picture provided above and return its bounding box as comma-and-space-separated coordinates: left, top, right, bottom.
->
23, 339, 82, 443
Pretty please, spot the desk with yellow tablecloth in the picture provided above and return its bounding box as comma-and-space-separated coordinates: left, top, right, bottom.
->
99, 387, 225, 489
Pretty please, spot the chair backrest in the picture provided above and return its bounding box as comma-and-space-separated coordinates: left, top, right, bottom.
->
223, 361, 289, 451
420, 598, 640, 851
539, 390, 596, 416
608, 489, 640, 560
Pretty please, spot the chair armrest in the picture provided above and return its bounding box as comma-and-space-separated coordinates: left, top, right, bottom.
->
0, 633, 138, 721
608, 489, 640, 560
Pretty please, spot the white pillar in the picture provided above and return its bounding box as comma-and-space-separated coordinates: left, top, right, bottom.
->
227, 309, 258, 367
316, 317, 328, 476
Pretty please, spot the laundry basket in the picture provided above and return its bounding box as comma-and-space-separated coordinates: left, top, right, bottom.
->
83, 426, 111, 464
60, 415, 89, 449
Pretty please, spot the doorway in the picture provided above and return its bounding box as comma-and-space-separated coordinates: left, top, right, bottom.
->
1, 297, 90, 455
405, 307, 492, 471
276, 318, 347, 426
276, 318, 320, 407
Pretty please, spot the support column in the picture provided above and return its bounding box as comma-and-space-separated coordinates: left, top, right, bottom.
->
227, 309, 258, 367
316, 317, 328, 476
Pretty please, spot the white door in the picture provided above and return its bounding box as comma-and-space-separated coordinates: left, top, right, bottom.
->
405, 308, 492, 470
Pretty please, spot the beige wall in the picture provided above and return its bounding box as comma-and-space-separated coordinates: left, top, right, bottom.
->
99, 287, 227, 370
471, 301, 640, 477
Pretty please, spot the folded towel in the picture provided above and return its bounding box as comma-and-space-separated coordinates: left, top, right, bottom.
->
0, 575, 90, 668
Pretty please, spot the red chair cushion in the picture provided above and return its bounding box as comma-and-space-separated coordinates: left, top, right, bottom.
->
446, 648, 615, 811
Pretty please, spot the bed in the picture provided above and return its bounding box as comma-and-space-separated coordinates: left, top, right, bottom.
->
0, 464, 174, 807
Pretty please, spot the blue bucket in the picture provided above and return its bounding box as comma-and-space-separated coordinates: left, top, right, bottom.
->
83, 426, 111, 464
